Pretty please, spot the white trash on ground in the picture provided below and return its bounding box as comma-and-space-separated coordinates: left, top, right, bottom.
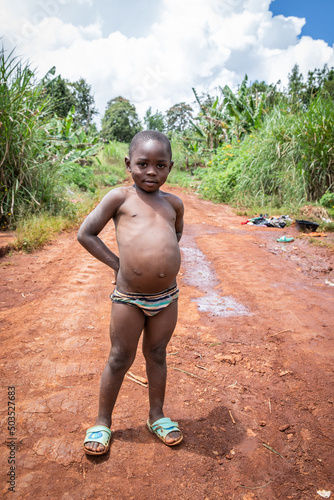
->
317, 491, 331, 498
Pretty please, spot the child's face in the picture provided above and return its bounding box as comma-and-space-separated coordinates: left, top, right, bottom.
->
125, 139, 173, 193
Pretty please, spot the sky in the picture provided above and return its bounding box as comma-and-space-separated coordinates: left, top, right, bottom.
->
269, 0, 334, 46
1, 0, 334, 126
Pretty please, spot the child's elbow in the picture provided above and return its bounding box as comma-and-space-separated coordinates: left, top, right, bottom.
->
77, 228, 86, 245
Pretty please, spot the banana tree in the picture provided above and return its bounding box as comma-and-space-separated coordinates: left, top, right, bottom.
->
220, 75, 265, 140
190, 88, 228, 149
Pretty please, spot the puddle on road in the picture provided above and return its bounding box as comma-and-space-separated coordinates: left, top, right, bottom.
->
180, 233, 249, 318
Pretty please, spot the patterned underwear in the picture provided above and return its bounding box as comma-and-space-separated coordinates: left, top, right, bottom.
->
110, 284, 179, 317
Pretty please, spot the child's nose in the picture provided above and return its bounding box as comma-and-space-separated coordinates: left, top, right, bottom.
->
147, 165, 157, 175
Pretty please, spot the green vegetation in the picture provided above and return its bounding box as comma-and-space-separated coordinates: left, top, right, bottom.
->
101, 97, 142, 142
196, 97, 334, 209
0, 48, 103, 228
14, 213, 79, 252
94, 141, 129, 187
320, 192, 334, 209
0, 49, 128, 251
2, 45, 334, 253
1, 49, 60, 229
164, 67, 334, 227
144, 107, 166, 132
166, 102, 194, 133
13, 190, 97, 252
167, 138, 201, 189
12, 142, 127, 251
44, 71, 98, 129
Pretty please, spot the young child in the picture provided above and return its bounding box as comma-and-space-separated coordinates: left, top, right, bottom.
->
78, 130, 184, 455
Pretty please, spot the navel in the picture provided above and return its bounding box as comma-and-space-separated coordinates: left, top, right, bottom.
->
133, 269, 142, 275
159, 273, 165, 278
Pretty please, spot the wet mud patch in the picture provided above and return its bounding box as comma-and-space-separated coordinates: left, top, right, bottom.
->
180, 229, 249, 318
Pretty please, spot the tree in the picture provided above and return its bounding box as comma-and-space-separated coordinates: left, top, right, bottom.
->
323, 78, 334, 100
44, 74, 98, 130
220, 75, 266, 140
288, 64, 304, 104
70, 78, 98, 130
144, 107, 165, 132
305, 65, 334, 102
101, 97, 142, 143
166, 102, 193, 132
190, 88, 227, 149
287, 64, 334, 106
45, 75, 76, 118
247, 80, 282, 109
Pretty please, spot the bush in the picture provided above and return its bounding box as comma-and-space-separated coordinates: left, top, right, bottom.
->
96, 141, 129, 186
198, 98, 334, 208
0, 49, 102, 228
320, 192, 334, 208
0, 49, 61, 228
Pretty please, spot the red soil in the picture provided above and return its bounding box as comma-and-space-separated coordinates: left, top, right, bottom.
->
1, 187, 333, 499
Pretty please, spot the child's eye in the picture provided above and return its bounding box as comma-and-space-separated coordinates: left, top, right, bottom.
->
157, 164, 166, 169
138, 162, 147, 167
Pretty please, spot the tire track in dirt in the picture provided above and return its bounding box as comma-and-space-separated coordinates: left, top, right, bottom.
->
1, 187, 333, 499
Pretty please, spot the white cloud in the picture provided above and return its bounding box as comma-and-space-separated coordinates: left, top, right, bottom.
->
257, 14, 305, 49
1, 0, 334, 125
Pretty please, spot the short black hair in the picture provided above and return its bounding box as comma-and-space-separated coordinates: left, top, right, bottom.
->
129, 130, 172, 159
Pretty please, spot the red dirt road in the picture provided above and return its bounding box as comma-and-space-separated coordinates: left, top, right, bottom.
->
1, 187, 333, 499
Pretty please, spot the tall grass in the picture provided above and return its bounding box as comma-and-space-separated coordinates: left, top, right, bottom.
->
94, 141, 129, 186
103, 140, 129, 161
198, 97, 334, 208
14, 213, 74, 252
11, 138, 129, 252
0, 48, 64, 228
294, 97, 334, 200
13, 190, 98, 252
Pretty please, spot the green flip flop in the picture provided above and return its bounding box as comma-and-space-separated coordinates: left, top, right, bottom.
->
277, 236, 294, 243
83, 425, 112, 456
147, 417, 183, 446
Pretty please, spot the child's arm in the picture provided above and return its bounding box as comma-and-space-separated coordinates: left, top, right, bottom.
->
174, 197, 184, 242
77, 188, 125, 272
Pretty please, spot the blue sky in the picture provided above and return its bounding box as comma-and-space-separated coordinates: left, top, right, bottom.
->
270, 0, 334, 46
1, 0, 334, 124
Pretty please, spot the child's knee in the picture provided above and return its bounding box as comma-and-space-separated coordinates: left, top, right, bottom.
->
143, 344, 167, 365
107, 348, 135, 373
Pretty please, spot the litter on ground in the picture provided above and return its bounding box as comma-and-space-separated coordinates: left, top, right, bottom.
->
305, 232, 327, 238
277, 236, 294, 243
317, 491, 331, 499
241, 215, 292, 228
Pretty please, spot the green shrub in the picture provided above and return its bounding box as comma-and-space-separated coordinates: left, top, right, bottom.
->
61, 162, 96, 192
199, 98, 334, 208
167, 169, 200, 190
103, 140, 129, 162
0, 49, 103, 228
320, 192, 334, 208
96, 141, 129, 186
14, 213, 73, 252
0, 49, 61, 228
170, 137, 189, 170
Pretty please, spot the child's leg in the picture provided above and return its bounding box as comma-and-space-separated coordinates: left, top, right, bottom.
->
142, 300, 181, 444
84, 303, 145, 454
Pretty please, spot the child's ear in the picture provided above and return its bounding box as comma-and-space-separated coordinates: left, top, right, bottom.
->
168, 161, 174, 172
125, 157, 131, 171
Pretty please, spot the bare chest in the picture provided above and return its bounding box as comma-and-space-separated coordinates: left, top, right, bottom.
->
115, 196, 176, 231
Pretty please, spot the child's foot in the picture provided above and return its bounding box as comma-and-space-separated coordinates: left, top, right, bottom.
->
165, 429, 182, 445
147, 417, 183, 446
83, 425, 112, 455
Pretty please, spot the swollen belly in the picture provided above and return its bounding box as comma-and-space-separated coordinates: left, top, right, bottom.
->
117, 247, 181, 293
